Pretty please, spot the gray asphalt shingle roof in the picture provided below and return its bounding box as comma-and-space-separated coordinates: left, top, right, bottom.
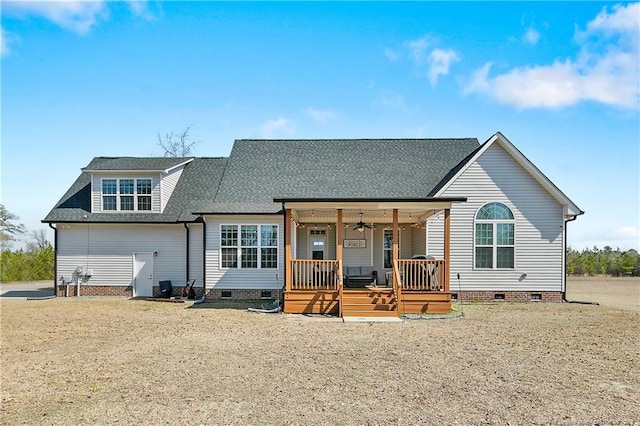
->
212, 138, 480, 212
44, 138, 480, 222
43, 157, 228, 223
82, 157, 193, 172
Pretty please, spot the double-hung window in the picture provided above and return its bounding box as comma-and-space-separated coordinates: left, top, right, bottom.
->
474, 202, 515, 269
101, 178, 153, 212
220, 224, 279, 269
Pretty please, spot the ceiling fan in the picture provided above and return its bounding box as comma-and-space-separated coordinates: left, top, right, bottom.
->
353, 213, 373, 232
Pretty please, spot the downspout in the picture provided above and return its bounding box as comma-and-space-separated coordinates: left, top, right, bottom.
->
49, 223, 58, 297
184, 223, 190, 282
562, 215, 599, 305
202, 216, 206, 300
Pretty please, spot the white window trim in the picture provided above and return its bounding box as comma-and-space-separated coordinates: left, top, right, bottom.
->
100, 177, 153, 213
219, 224, 279, 270
473, 203, 516, 270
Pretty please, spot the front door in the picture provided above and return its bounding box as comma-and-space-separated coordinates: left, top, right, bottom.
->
309, 229, 326, 260
133, 253, 154, 297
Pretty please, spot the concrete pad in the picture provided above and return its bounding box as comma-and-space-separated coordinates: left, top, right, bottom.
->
342, 316, 404, 323
285, 314, 342, 322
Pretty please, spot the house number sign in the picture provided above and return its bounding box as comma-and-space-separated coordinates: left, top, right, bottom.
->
343, 239, 366, 248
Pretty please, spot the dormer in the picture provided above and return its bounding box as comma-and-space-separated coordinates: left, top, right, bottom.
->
82, 157, 194, 214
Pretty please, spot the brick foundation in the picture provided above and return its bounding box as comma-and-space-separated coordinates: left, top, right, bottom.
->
57, 285, 133, 297
451, 290, 562, 303
56, 284, 281, 300
206, 288, 283, 301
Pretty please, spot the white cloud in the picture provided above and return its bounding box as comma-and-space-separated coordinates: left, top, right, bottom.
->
3, 0, 108, 34
384, 47, 399, 62
464, 3, 639, 110
305, 107, 336, 125
259, 117, 295, 138
125, 0, 153, 20
523, 27, 540, 45
398, 35, 459, 85
428, 48, 460, 85
1, 26, 10, 57
374, 91, 406, 109
613, 225, 640, 241
405, 36, 430, 65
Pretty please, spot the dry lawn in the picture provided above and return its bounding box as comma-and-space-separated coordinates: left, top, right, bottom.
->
1, 278, 638, 425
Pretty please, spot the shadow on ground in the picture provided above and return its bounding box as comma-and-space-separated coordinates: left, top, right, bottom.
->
1, 289, 55, 298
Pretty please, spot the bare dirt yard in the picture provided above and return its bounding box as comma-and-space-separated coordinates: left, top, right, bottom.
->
1, 277, 638, 425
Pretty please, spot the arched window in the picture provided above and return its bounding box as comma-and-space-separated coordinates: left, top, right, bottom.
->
475, 202, 515, 269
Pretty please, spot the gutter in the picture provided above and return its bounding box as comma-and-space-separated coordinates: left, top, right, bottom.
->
48, 223, 58, 297
562, 215, 599, 305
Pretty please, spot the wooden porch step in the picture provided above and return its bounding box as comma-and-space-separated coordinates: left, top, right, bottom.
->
342, 302, 396, 311
341, 295, 395, 304
341, 288, 399, 317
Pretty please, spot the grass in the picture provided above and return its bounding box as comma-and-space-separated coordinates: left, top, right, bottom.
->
1, 277, 638, 424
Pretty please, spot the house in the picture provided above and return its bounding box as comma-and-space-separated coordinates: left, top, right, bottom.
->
43, 132, 583, 317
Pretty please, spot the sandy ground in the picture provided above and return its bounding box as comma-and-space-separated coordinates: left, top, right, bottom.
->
1, 277, 638, 425
566, 276, 639, 312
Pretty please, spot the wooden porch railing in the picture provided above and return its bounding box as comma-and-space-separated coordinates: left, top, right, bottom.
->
396, 259, 446, 291
291, 259, 339, 290
392, 259, 402, 315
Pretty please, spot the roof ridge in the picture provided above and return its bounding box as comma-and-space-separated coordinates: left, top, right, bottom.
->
235, 138, 478, 142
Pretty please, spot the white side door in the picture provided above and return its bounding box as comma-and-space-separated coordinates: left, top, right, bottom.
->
133, 253, 154, 297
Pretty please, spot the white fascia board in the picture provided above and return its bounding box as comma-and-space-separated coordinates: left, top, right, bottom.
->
435, 132, 584, 218
163, 158, 194, 174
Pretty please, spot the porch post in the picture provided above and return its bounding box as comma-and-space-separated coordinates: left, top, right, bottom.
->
392, 209, 399, 262
336, 209, 343, 264
285, 208, 292, 293
444, 208, 450, 292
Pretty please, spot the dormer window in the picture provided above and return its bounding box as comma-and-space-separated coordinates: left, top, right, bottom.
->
102, 178, 153, 212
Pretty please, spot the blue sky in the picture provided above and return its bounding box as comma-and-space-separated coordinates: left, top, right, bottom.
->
1, 1, 638, 251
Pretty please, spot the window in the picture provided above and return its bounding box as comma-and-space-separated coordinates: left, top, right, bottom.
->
220, 225, 238, 268
101, 178, 153, 212
261, 225, 278, 268
241, 225, 258, 268
474, 202, 515, 269
383, 229, 400, 268
383, 230, 393, 268
220, 224, 279, 269
102, 179, 117, 211
137, 179, 152, 211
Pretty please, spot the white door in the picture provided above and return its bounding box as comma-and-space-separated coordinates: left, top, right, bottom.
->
133, 253, 154, 297
309, 229, 326, 260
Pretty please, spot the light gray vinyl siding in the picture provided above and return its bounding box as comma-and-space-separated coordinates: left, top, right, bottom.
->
342, 227, 373, 267
187, 223, 204, 287
442, 143, 564, 291
296, 227, 308, 259
411, 226, 426, 257
56, 223, 187, 287
426, 212, 445, 259
91, 173, 161, 213
160, 166, 184, 212
204, 215, 284, 290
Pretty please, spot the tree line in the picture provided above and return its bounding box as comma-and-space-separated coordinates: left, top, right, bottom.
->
2, 204, 639, 281
1, 205, 54, 281
567, 246, 640, 277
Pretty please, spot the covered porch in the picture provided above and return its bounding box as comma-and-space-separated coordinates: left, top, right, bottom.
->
278, 198, 464, 317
